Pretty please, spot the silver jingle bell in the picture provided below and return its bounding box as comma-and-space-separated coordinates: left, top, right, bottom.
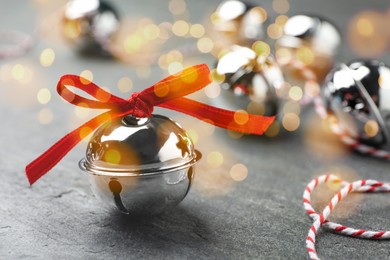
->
276, 14, 341, 82
62, 0, 120, 56
211, 0, 268, 46
79, 114, 201, 215
215, 45, 286, 117
323, 60, 390, 150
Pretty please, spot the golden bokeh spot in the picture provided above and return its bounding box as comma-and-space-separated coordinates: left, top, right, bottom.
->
252, 41, 270, 57
288, 86, 303, 101
296, 47, 314, 66
364, 120, 379, 137
181, 66, 199, 83
190, 23, 205, 38
187, 129, 198, 144
267, 23, 283, 39
275, 15, 289, 26
168, 61, 183, 75
79, 126, 93, 140
37, 88, 51, 104
154, 84, 169, 97
265, 121, 280, 137
282, 113, 300, 131
96, 87, 111, 102
172, 20, 189, 36
40, 48, 55, 67
38, 108, 53, 125
211, 69, 225, 83
117, 77, 133, 93
104, 149, 121, 165
204, 83, 221, 99
79, 70, 93, 85
197, 37, 214, 53
356, 17, 374, 37
247, 101, 265, 115
11, 64, 25, 81
250, 7, 268, 23
124, 34, 143, 53
169, 0, 187, 15
234, 110, 249, 125
207, 151, 224, 168
63, 20, 81, 39
230, 164, 248, 182
143, 24, 160, 40
276, 47, 293, 64
272, 0, 290, 14
283, 101, 301, 115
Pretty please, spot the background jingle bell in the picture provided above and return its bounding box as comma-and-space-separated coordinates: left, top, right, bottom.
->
2, 0, 390, 198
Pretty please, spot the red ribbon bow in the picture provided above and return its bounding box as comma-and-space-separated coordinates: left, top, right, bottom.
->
26, 64, 275, 185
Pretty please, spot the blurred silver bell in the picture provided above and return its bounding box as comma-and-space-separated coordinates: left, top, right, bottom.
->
211, 0, 268, 46
276, 15, 341, 82
79, 114, 200, 215
63, 0, 120, 56
215, 45, 287, 117
323, 60, 390, 150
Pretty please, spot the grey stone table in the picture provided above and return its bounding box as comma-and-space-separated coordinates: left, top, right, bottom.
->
1, 0, 390, 259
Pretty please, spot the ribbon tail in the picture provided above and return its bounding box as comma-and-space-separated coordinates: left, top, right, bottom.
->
158, 97, 275, 135
25, 111, 114, 185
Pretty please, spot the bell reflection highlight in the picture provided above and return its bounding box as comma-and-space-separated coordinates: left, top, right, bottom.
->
324, 59, 390, 151
79, 114, 200, 215
276, 15, 341, 82
211, 0, 268, 47
62, 0, 120, 56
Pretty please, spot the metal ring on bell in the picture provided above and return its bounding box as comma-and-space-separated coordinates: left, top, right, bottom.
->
323, 59, 390, 151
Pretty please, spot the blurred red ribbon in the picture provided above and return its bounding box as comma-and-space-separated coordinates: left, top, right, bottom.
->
26, 64, 275, 185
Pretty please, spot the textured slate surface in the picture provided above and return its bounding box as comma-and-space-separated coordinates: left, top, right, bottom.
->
1, 0, 390, 259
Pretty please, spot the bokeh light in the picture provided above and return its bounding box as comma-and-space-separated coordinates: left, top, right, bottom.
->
272, 0, 290, 14
204, 82, 221, 99
39, 48, 55, 67
117, 77, 133, 93
265, 121, 280, 137
80, 70, 93, 84
38, 108, 53, 125
282, 113, 300, 131
37, 88, 51, 104
190, 24, 205, 38
172, 20, 190, 37
197, 37, 214, 53
364, 120, 379, 137
230, 163, 248, 182
288, 86, 303, 101
207, 151, 224, 168
169, 0, 186, 15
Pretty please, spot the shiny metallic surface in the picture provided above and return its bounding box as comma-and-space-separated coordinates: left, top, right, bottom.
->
212, 0, 267, 46
323, 60, 390, 150
63, 0, 120, 55
276, 15, 341, 82
79, 114, 200, 215
216, 45, 287, 116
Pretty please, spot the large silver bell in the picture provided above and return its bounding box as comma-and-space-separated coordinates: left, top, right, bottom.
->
323, 60, 390, 150
62, 0, 120, 56
79, 114, 201, 215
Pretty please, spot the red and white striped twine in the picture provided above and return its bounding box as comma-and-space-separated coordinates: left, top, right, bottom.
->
303, 174, 390, 259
